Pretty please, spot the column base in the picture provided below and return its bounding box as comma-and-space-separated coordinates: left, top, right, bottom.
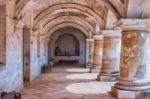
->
86, 64, 92, 68
90, 68, 100, 73
90, 65, 100, 73
110, 86, 150, 99
97, 73, 119, 81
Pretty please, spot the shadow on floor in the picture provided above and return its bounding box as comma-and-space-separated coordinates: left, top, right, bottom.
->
22, 64, 116, 99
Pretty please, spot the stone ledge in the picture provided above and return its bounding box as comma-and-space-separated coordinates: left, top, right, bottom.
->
102, 30, 122, 38
86, 39, 94, 41
114, 19, 150, 31
93, 35, 104, 40
115, 19, 150, 26
97, 74, 118, 81
110, 86, 150, 99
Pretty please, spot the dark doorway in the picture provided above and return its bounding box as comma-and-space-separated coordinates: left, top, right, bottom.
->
23, 26, 31, 83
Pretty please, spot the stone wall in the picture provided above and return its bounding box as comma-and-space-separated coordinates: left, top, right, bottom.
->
49, 27, 86, 66
128, 0, 150, 18
23, 26, 30, 82
0, 0, 150, 95
0, 16, 23, 92
0, 17, 48, 93
55, 34, 80, 56
30, 32, 48, 81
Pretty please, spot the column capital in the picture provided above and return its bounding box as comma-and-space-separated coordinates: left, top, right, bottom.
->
40, 35, 46, 40
86, 38, 94, 41
102, 30, 122, 37
15, 21, 24, 29
93, 35, 103, 40
45, 37, 50, 41
31, 31, 39, 37
114, 19, 150, 31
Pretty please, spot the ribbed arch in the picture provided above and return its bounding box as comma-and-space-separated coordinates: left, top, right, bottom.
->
34, 8, 100, 30
42, 16, 95, 35
46, 23, 92, 38
33, 3, 104, 30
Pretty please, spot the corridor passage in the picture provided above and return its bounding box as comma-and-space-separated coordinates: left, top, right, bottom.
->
22, 65, 115, 99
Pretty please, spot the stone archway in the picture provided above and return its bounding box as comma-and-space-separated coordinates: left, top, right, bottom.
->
55, 34, 80, 56
49, 27, 86, 66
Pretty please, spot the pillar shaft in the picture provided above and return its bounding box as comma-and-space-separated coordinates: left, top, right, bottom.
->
86, 39, 94, 68
115, 31, 150, 90
111, 19, 150, 99
91, 35, 103, 72
98, 30, 122, 81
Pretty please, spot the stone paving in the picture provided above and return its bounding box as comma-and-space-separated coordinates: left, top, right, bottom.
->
22, 64, 115, 99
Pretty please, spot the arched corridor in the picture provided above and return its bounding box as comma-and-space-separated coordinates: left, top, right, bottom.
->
1, 0, 150, 99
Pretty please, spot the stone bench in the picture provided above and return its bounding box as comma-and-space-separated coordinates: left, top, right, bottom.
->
41, 60, 54, 73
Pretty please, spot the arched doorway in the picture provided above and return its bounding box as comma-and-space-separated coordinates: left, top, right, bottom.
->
48, 27, 86, 66
23, 26, 31, 83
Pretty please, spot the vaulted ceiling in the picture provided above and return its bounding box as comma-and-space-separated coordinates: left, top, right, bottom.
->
18, 0, 125, 36
2, 0, 150, 38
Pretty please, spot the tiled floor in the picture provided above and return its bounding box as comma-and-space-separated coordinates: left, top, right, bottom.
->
22, 64, 116, 99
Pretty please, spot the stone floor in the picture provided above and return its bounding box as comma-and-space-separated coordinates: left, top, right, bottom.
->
22, 64, 116, 99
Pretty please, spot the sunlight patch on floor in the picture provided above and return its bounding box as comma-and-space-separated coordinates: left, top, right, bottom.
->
66, 73, 98, 80
66, 81, 115, 94
66, 68, 90, 73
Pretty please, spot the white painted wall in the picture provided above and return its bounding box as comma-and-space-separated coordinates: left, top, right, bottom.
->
127, 0, 150, 18
0, 17, 23, 92
30, 32, 49, 81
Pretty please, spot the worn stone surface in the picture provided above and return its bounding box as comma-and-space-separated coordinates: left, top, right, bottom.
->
0, 1, 150, 99
112, 19, 150, 98
92, 35, 103, 72
98, 30, 122, 81
116, 31, 150, 90
128, 0, 150, 18
22, 65, 115, 99
0, 17, 23, 93
23, 26, 31, 82
111, 86, 147, 99
86, 39, 94, 68
49, 27, 86, 66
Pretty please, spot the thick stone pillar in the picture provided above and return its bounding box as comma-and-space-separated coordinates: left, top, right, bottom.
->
97, 30, 122, 81
111, 19, 150, 99
86, 39, 94, 68
90, 35, 103, 72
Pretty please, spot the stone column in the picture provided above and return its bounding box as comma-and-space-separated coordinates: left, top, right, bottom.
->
86, 39, 94, 68
90, 35, 103, 72
97, 30, 122, 81
111, 19, 150, 99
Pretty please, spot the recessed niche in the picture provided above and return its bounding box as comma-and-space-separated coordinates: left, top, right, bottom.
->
55, 34, 80, 56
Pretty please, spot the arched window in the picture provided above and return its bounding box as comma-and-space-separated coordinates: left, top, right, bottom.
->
0, 5, 6, 67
